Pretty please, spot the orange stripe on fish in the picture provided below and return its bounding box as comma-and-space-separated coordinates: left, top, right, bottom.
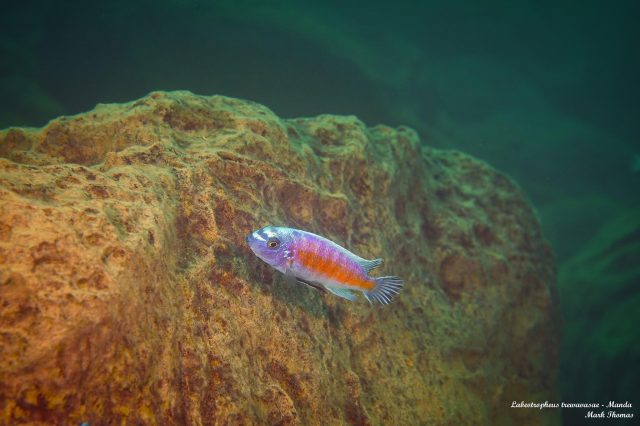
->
298, 245, 374, 290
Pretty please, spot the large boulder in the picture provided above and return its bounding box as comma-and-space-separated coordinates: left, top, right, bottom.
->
0, 91, 559, 425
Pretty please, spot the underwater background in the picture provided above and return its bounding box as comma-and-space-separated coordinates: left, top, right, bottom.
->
1, 0, 638, 424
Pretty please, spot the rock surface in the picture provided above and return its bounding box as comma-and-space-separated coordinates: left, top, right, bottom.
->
0, 91, 560, 425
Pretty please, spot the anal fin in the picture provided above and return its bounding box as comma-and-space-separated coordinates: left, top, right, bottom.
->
325, 285, 357, 301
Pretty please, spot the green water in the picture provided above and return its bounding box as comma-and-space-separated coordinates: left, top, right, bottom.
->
2, 1, 638, 424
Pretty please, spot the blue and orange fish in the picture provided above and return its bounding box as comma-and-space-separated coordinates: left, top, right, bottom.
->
246, 226, 403, 305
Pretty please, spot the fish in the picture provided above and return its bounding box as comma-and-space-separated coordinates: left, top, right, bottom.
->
246, 226, 403, 305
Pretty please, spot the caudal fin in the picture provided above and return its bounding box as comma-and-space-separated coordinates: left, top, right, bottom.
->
365, 276, 403, 305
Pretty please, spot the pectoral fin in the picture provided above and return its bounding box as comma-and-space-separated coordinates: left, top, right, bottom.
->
284, 269, 297, 286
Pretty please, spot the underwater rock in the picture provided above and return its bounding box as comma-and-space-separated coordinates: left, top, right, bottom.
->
558, 207, 640, 425
0, 91, 560, 425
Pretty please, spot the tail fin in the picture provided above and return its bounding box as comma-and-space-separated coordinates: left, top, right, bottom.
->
365, 276, 403, 305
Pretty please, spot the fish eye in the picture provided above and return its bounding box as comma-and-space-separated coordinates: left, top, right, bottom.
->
267, 238, 280, 249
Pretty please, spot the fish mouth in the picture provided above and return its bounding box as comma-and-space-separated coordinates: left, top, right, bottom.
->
245, 232, 261, 249
247, 230, 268, 245
246, 231, 258, 244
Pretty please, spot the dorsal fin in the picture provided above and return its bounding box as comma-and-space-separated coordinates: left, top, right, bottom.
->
356, 258, 383, 273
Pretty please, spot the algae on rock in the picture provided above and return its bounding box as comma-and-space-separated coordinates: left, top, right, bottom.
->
0, 91, 560, 425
